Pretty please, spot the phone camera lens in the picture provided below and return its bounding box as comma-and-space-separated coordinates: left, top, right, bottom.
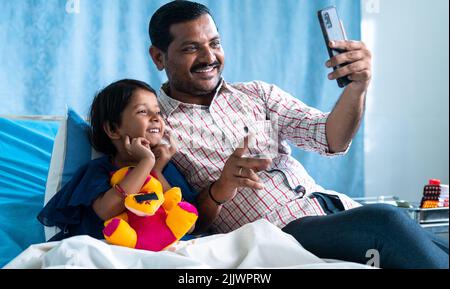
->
324, 12, 332, 28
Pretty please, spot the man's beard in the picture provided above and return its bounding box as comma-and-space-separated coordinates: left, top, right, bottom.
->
172, 70, 222, 97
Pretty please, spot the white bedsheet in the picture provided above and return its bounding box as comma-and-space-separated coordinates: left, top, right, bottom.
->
4, 219, 372, 269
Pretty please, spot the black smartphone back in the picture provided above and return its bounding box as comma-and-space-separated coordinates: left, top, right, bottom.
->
318, 6, 352, 88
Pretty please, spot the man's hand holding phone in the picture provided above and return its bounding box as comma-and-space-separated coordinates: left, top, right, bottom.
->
326, 40, 372, 92
318, 6, 372, 91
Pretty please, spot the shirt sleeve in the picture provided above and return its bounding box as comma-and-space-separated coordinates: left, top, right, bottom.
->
255, 81, 351, 157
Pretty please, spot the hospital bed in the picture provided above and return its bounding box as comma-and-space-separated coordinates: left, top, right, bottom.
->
0, 113, 372, 269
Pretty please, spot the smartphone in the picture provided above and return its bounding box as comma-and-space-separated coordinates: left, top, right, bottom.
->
318, 6, 352, 88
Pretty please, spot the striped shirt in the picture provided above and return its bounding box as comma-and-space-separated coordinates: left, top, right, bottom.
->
158, 80, 360, 233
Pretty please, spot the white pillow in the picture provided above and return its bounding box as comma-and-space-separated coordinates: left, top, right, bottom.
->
44, 107, 102, 241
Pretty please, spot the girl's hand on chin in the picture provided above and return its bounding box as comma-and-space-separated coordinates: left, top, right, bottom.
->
152, 131, 177, 172
123, 135, 155, 163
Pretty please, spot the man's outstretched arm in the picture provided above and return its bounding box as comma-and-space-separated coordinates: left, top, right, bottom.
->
325, 40, 372, 153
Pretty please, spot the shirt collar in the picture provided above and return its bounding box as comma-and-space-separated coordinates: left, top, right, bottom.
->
158, 78, 229, 116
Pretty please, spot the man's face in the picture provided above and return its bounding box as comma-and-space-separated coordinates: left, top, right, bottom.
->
163, 14, 225, 98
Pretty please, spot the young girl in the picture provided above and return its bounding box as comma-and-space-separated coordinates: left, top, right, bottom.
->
38, 79, 197, 241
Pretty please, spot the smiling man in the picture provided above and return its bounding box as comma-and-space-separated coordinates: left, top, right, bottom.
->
147, 1, 448, 268
150, 5, 224, 104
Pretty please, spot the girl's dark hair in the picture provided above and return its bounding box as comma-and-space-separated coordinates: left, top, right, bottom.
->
149, 0, 214, 52
89, 79, 157, 156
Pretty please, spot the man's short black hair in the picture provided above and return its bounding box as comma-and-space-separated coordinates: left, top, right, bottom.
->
149, 0, 214, 52
89, 79, 157, 156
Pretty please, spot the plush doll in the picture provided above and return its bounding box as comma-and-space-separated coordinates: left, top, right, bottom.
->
102, 167, 198, 251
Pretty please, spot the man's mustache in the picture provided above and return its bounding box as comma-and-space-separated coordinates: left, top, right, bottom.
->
190, 61, 221, 72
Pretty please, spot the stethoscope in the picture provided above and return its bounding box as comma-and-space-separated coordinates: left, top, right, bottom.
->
243, 105, 306, 198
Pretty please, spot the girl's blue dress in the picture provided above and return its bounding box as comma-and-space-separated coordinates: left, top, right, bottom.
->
37, 156, 198, 241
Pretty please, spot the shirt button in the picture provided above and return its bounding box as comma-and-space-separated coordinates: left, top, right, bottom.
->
294, 185, 306, 196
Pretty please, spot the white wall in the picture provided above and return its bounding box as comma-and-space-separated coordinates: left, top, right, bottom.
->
362, 0, 449, 202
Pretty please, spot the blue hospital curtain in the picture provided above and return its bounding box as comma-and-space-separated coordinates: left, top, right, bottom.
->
0, 0, 363, 197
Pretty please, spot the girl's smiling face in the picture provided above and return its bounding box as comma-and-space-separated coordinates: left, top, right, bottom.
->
117, 88, 165, 148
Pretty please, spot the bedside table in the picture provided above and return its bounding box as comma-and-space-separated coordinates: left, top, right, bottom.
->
403, 206, 449, 240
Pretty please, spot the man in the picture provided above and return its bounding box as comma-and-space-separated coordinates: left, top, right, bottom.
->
148, 1, 448, 268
